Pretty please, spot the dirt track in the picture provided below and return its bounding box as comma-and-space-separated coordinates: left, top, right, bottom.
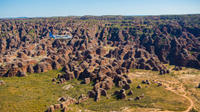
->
127, 71, 195, 112
162, 82, 194, 112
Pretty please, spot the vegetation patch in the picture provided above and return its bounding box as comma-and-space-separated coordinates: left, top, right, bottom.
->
0, 70, 65, 112
0, 69, 195, 112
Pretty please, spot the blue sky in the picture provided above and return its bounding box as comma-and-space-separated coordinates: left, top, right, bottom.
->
0, 0, 200, 18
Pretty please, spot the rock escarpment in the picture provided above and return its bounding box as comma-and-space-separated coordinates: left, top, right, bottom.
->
0, 15, 200, 74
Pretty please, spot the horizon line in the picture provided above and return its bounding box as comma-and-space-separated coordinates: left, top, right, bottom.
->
1, 13, 200, 19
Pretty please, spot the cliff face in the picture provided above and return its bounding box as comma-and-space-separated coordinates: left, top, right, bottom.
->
0, 15, 200, 78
